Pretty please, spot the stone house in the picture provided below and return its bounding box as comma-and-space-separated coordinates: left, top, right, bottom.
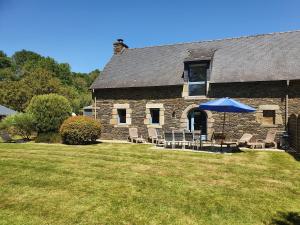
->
90, 31, 300, 140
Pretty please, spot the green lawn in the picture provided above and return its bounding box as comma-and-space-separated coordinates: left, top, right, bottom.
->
0, 143, 300, 225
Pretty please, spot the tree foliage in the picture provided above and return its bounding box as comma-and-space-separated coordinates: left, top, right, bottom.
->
12, 50, 43, 68
26, 94, 72, 133
0, 51, 12, 69
0, 50, 99, 113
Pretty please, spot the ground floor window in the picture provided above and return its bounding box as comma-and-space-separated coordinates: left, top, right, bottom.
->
262, 110, 275, 125
256, 105, 282, 127
117, 109, 127, 124
150, 108, 160, 124
144, 103, 164, 128
110, 103, 132, 127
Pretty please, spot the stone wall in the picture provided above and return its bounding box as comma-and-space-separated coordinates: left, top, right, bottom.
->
94, 81, 300, 140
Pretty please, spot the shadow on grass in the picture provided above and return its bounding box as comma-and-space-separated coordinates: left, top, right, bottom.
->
268, 211, 300, 225
200, 145, 244, 153
164, 145, 244, 154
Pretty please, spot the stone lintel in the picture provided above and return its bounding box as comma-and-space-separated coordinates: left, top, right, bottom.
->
146, 103, 163, 109
147, 124, 162, 128
258, 105, 280, 111
113, 103, 130, 109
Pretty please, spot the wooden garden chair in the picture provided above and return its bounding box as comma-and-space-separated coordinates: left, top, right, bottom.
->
148, 127, 164, 145
227, 133, 253, 147
248, 130, 277, 149
128, 128, 145, 143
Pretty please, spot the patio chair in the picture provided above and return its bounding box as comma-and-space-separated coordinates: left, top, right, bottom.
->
184, 131, 194, 149
156, 128, 163, 138
148, 127, 156, 143
164, 132, 174, 148
248, 129, 277, 149
173, 130, 185, 148
192, 131, 203, 150
212, 132, 226, 145
222, 133, 253, 148
193, 131, 201, 141
229, 133, 253, 147
128, 128, 145, 143
148, 128, 164, 144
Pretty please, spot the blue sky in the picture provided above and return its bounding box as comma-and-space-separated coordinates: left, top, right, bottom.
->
0, 0, 299, 73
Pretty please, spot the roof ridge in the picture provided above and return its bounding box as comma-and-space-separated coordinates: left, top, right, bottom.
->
127, 30, 300, 50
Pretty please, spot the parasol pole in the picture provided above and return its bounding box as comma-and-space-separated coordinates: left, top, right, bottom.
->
222, 112, 226, 134
221, 112, 226, 152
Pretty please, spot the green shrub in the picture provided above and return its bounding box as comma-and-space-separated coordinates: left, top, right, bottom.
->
60, 116, 101, 145
0, 113, 36, 140
35, 132, 61, 143
26, 94, 72, 133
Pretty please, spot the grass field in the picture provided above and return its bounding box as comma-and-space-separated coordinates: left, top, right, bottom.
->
0, 143, 300, 225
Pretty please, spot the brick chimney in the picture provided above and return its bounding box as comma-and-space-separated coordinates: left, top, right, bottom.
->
113, 39, 128, 55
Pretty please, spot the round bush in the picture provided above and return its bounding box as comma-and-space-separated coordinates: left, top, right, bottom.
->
26, 94, 72, 133
60, 116, 101, 145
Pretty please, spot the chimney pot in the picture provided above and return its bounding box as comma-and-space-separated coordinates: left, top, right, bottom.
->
113, 39, 128, 55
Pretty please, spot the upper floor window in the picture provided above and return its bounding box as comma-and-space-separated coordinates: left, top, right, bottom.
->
188, 63, 209, 96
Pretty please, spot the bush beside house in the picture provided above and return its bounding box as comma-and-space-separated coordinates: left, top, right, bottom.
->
60, 116, 101, 145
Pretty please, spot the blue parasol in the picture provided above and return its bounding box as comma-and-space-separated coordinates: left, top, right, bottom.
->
199, 97, 255, 113
199, 97, 255, 133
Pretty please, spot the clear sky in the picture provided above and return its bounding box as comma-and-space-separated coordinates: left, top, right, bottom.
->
0, 0, 299, 73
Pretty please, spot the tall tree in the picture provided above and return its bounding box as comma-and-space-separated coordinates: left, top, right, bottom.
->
0, 49, 100, 113
0, 51, 12, 69
12, 50, 42, 67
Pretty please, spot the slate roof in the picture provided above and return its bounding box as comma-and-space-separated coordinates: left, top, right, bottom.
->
0, 105, 17, 116
91, 30, 300, 89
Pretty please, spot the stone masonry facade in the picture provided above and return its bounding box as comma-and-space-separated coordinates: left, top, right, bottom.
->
94, 80, 300, 141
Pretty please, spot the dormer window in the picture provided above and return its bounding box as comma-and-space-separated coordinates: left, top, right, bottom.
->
188, 62, 209, 96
